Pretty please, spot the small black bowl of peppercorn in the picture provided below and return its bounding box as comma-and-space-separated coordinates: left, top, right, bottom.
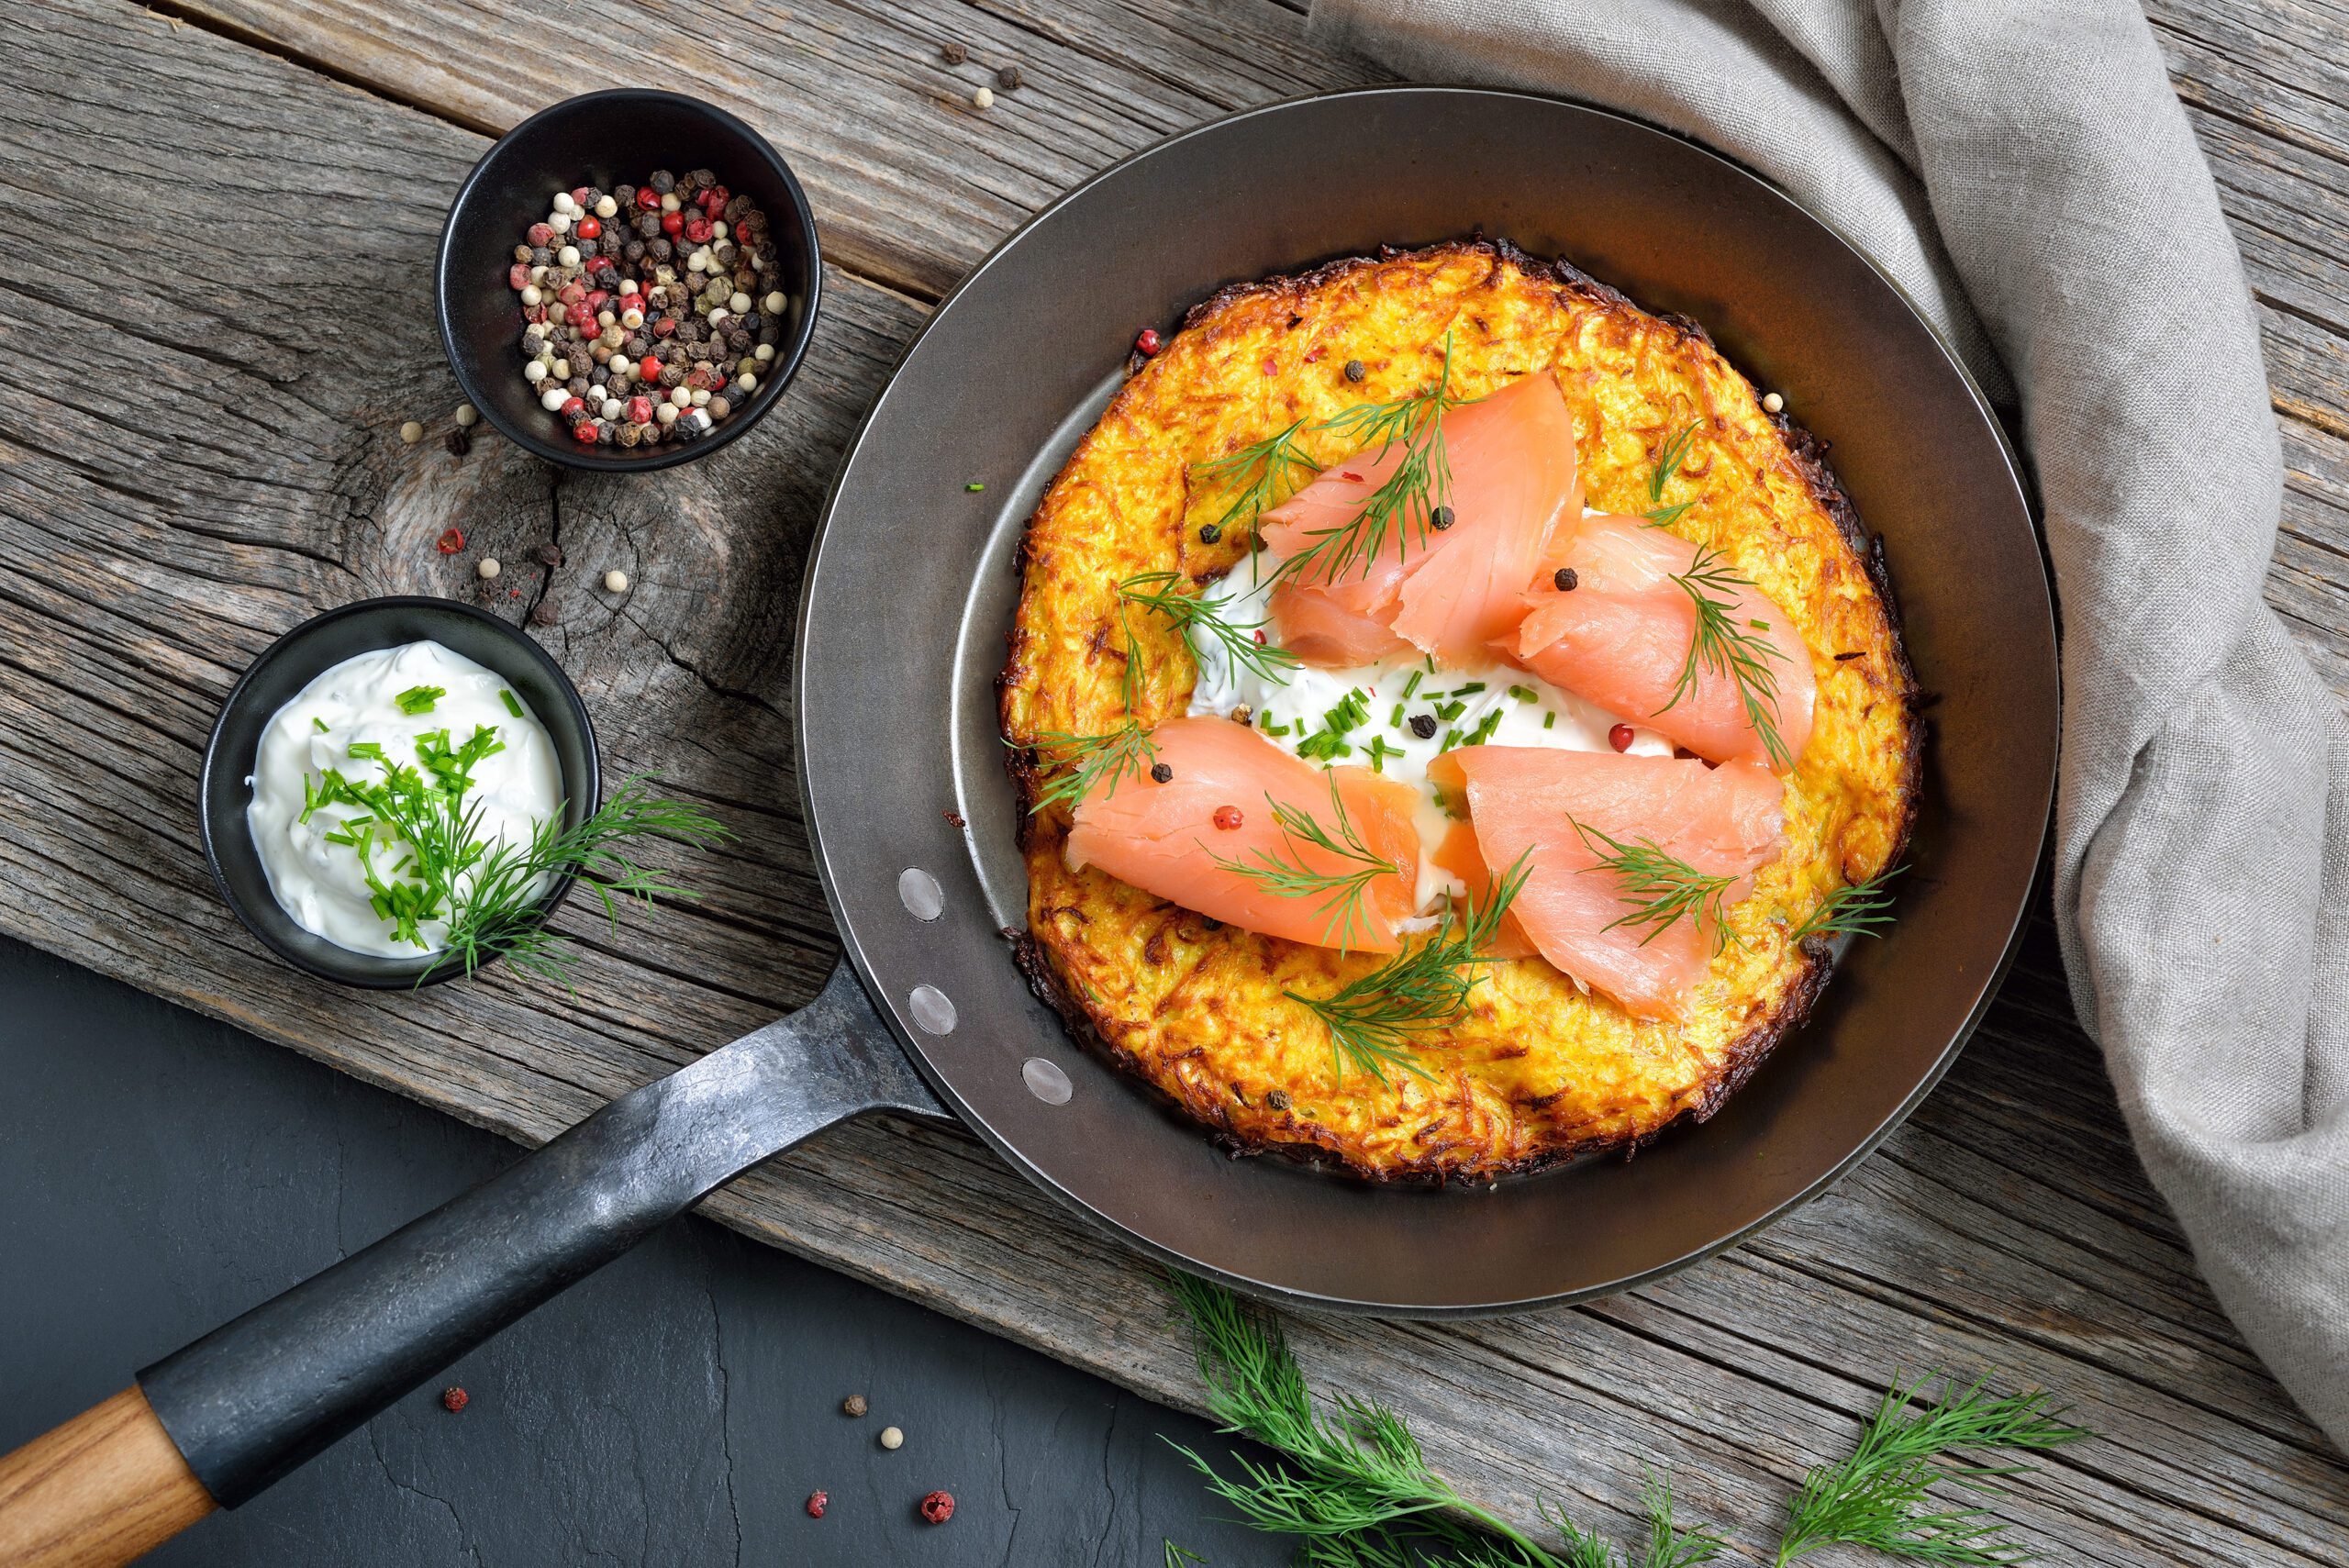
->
436, 88, 822, 472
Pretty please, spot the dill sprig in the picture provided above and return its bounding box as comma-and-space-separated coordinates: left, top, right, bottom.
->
1164, 1271, 1584, 1568
1208, 776, 1398, 953
1571, 817, 1742, 952
1194, 417, 1322, 543
1029, 721, 1160, 814
1165, 1273, 2088, 1568
1274, 332, 1463, 587
299, 729, 729, 982
1644, 425, 1700, 528
1664, 545, 1793, 772
440, 775, 733, 983
1027, 594, 1162, 813
1285, 852, 1529, 1083
1164, 1542, 1207, 1568
1120, 569, 1302, 687
1792, 864, 1906, 942
1774, 1377, 2088, 1566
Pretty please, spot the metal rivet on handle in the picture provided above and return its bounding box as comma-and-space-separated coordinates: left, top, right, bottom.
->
1021, 1056, 1073, 1106
897, 866, 943, 921
907, 984, 957, 1035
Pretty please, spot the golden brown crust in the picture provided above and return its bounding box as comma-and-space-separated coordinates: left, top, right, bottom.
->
998, 239, 1921, 1183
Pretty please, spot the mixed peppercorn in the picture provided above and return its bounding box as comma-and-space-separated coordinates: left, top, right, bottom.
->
507, 167, 791, 451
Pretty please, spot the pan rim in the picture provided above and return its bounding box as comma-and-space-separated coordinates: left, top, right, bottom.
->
794, 83, 2055, 1316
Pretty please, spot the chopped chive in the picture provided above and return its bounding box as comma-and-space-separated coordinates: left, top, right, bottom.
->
1263, 717, 1292, 737
312, 717, 330, 733
1451, 682, 1486, 696
393, 684, 445, 717
348, 741, 385, 761
499, 690, 526, 718
1508, 684, 1537, 704
1467, 709, 1504, 745
1750, 618, 1771, 631
1364, 736, 1402, 773
1436, 699, 1466, 722
1401, 670, 1424, 699
1388, 703, 1404, 728
965, 481, 986, 492
1542, 711, 1556, 730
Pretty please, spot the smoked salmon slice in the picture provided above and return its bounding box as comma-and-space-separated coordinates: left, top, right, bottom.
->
1064, 717, 1423, 951
1430, 820, 1539, 961
1263, 373, 1579, 669
1431, 747, 1785, 1019
1514, 514, 1815, 768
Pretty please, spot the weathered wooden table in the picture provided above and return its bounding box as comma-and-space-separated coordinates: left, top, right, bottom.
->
4, 1, 2343, 1560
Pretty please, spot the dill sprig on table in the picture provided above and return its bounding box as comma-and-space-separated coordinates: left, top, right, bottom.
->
1774, 1377, 2089, 1566
1643, 424, 1701, 528
1120, 568, 1302, 686
1164, 1273, 2089, 1568
1664, 545, 1793, 772
1285, 852, 1529, 1083
1571, 817, 1742, 952
1193, 417, 1322, 542
440, 775, 732, 983
1792, 864, 1907, 942
1208, 776, 1398, 953
300, 730, 729, 983
1273, 332, 1464, 588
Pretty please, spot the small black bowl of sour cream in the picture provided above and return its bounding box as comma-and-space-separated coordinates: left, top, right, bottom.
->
200, 597, 600, 988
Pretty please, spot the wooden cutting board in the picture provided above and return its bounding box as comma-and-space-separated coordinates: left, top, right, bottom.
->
2, 0, 2343, 1559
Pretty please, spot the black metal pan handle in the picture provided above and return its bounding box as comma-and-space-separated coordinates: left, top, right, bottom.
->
0, 960, 943, 1567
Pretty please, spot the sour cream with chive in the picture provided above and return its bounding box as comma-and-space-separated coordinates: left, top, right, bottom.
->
246, 640, 562, 957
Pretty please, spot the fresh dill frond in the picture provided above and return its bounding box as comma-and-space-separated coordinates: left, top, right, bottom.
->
1194, 417, 1322, 543
1275, 331, 1463, 587
1208, 777, 1398, 952
1663, 545, 1792, 772
1643, 425, 1700, 528
1637, 1473, 1723, 1568
1163, 1542, 1207, 1568
1791, 864, 1907, 942
440, 775, 733, 983
1773, 1376, 2087, 1566
1163, 1272, 1583, 1568
1570, 817, 1742, 953
1027, 721, 1160, 815
1285, 852, 1529, 1083
1120, 569, 1301, 687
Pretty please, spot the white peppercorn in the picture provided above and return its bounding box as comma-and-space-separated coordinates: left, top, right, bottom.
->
477, 556, 501, 580
603, 569, 629, 592
879, 1427, 904, 1451
398, 420, 424, 445
763, 291, 787, 315
453, 403, 479, 428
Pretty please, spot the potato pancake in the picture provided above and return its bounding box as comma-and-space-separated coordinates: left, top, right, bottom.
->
999, 239, 1920, 1181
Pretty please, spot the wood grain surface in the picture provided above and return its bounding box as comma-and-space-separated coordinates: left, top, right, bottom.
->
2, 0, 2343, 1561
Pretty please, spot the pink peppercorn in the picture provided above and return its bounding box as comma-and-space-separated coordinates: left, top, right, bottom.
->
1212, 806, 1244, 831
575, 216, 602, 240
572, 420, 600, 444
640, 355, 662, 380
627, 395, 653, 424
661, 210, 685, 237
805, 1490, 828, 1518
560, 395, 584, 417
685, 217, 713, 244
1134, 328, 1162, 356
507, 263, 530, 290
1609, 723, 1634, 752
919, 1491, 955, 1525
440, 1386, 469, 1413
527, 222, 554, 247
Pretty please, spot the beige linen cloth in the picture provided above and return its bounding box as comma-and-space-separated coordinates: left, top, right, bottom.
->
1310, 0, 2349, 1448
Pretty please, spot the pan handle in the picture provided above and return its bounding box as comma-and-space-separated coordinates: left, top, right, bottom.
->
0, 959, 943, 1567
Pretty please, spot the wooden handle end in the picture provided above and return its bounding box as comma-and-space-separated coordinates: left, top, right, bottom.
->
0, 1387, 216, 1568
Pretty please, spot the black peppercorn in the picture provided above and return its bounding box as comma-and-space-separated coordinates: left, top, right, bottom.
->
1199, 523, 1222, 544
1408, 713, 1438, 740
996, 63, 1022, 88
1266, 1089, 1292, 1111
535, 543, 563, 566
650, 169, 676, 195
1431, 506, 1455, 529
941, 40, 967, 64
529, 597, 561, 626
1343, 359, 1366, 383
1553, 567, 1579, 592
443, 428, 470, 457
1150, 762, 1174, 784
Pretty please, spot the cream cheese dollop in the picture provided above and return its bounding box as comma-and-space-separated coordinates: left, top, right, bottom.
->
1184, 535, 1671, 913
245, 640, 562, 957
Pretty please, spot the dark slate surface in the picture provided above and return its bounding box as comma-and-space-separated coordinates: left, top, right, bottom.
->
0, 936, 1282, 1566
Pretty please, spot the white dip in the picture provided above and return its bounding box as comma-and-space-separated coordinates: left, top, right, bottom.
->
1186, 539, 1671, 914
246, 639, 563, 957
